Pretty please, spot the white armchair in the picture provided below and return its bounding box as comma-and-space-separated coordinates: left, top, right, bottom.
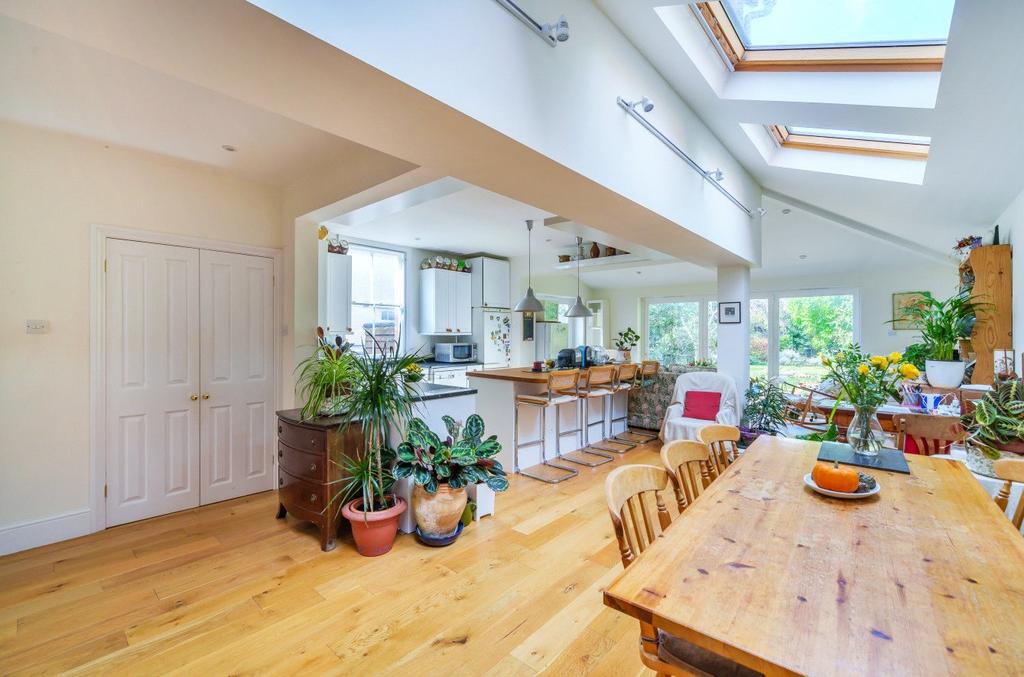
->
660, 372, 740, 442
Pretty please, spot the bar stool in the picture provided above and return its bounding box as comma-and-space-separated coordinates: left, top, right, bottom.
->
615, 360, 660, 444
582, 365, 635, 455
514, 369, 581, 484
560, 367, 615, 468
603, 363, 639, 451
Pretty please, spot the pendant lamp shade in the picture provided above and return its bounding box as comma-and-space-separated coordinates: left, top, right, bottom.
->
565, 236, 593, 318
514, 219, 546, 313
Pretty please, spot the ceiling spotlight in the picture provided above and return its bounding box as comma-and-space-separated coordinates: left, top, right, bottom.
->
708, 169, 724, 182
782, 208, 792, 215
494, 1, 569, 47
756, 207, 767, 216
544, 14, 570, 42
221, 144, 237, 152
624, 96, 654, 113
799, 254, 808, 260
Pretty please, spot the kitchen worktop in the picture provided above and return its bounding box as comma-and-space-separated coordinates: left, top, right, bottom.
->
416, 359, 482, 368
466, 366, 620, 383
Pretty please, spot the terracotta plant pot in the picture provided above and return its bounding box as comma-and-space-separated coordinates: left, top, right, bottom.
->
341, 496, 407, 557
412, 483, 467, 538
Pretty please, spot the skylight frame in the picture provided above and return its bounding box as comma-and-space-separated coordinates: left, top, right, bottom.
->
768, 125, 930, 161
695, 2, 946, 72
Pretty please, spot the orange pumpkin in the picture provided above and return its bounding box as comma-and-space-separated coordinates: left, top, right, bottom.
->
811, 461, 859, 493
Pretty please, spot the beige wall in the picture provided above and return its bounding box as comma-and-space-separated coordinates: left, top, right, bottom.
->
0, 122, 284, 532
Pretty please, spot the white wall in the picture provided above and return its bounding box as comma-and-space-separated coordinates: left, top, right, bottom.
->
508, 255, 594, 366
593, 262, 958, 361
995, 187, 1024, 360
0, 122, 284, 540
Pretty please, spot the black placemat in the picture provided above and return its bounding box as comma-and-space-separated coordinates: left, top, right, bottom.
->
818, 441, 910, 474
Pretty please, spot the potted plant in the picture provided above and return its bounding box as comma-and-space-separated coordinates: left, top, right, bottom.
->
819, 346, 919, 454
337, 336, 423, 557
294, 328, 355, 419
739, 377, 788, 447
614, 327, 640, 362
394, 414, 508, 542
961, 379, 1024, 477
895, 290, 984, 388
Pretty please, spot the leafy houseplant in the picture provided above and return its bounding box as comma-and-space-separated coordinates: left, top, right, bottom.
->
739, 377, 788, 447
895, 290, 984, 388
614, 327, 640, 361
820, 345, 919, 454
337, 335, 424, 556
294, 328, 356, 420
961, 379, 1024, 476
901, 342, 929, 371
395, 415, 508, 539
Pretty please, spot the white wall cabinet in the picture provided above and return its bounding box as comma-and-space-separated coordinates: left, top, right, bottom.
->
469, 257, 510, 308
318, 251, 352, 335
420, 268, 471, 335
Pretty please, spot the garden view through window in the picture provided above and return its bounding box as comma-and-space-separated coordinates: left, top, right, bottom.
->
646, 300, 699, 366
778, 294, 854, 384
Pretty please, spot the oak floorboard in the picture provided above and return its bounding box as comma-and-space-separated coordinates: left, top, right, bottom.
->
0, 442, 667, 675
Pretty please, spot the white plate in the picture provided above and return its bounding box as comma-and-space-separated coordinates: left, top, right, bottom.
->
803, 473, 880, 500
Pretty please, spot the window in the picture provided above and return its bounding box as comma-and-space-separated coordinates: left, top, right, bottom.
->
768, 125, 929, 160
749, 298, 769, 379
347, 245, 405, 356
696, 1, 952, 72
778, 293, 855, 386
536, 298, 571, 362
706, 300, 719, 364
586, 300, 605, 347
645, 300, 700, 366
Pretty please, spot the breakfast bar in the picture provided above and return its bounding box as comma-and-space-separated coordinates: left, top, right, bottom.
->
468, 367, 630, 471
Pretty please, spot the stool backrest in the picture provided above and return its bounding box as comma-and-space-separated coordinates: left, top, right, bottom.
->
586, 365, 616, 388
547, 368, 580, 396
616, 362, 639, 385
640, 360, 659, 378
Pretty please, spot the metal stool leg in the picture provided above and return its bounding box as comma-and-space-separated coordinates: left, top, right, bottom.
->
562, 395, 613, 467
516, 400, 577, 484
614, 384, 659, 444
591, 389, 635, 452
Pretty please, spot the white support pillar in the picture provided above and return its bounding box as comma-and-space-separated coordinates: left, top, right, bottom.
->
716, 266, 751, 408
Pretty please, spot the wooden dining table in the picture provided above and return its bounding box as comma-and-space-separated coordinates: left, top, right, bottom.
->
602, 436, 1024, 676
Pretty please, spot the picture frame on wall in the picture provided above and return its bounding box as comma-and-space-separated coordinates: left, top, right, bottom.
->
892, 291, 927, 330
718, 301, 741, 324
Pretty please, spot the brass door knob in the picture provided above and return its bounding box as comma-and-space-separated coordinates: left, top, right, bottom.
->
190, 394, 199, 401
201, 393, 210, 400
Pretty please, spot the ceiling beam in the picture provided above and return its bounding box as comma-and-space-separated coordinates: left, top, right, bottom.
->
763, 189, 951, 264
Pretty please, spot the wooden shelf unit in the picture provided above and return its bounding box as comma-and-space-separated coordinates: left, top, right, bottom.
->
959, 244, 1012, 384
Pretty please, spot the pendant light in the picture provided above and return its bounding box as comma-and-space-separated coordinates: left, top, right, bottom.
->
565, 236, 593, 318
513, 219, 545, 313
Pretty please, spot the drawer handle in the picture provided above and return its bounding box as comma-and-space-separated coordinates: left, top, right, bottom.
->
278, 425, 283, 434
310, 463, 317, 473
310, 438, 317, 446
278, 449, 283, 458
279, 477, 284, 487
309, 494, 318, 503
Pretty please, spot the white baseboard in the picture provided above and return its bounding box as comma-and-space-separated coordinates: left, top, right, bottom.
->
0, 509, 93, 556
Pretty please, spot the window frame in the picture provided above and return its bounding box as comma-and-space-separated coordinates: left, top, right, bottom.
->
696, 2, 945, 73
346, 243, 407, 352
768, 125, 929, 160
641, 295, 717, 364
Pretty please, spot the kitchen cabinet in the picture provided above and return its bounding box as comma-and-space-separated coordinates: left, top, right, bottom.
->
469, 257, 510, 308
428, 365, 468, 388
419, 268, 472, 335
318, 251, 352, 335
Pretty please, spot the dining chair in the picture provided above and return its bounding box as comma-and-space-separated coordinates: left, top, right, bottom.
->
660, 440, 714, 513
698, 424, 741, 479
604, 464, 762, 677
892, 414, 965, 456
993, 458, 1024, 531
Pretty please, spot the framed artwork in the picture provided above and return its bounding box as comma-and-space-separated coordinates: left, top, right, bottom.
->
892, 291, 927, 330
718, 301, 741, 324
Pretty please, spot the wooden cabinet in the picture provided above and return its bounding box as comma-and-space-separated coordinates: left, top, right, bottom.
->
469, 256, 510, 308
275, 410, 362, 551
319, 251, 352, 335
960, 244, 1012, 384
420, 268, 471, 335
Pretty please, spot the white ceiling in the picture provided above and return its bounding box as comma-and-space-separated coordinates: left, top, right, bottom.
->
596, 0, 1024, 247
0, 15, 389, 187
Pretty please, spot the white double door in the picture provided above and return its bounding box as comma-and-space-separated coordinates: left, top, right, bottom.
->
105, 239, 275, 526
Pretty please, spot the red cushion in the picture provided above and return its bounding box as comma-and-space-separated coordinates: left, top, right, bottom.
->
683, 391, 722, 421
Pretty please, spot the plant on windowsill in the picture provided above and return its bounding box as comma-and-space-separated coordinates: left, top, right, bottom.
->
614, 327, 640, 362
394, 414, 508, 543
294, 327, 355, 420
960, 378, 1024, 477
892, 290, 986, 389
739, 377, 788, 448
336, 334, 424, 557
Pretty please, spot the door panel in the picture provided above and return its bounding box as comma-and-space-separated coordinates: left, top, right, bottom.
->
199, 250, 276, 504
105, 239, 200, 526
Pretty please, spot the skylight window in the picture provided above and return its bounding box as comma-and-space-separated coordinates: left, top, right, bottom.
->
768, 125, 929, 160
695, 1, 954, 71
720, 0, 955, 50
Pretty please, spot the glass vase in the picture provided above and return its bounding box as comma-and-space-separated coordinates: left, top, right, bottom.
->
847, 405, 886, 456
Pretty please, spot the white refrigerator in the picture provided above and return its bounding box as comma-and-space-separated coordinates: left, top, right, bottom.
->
473, 308, 511, 368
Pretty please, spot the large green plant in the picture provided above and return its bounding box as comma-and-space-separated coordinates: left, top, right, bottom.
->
393, 415, 509, 493
896, 290, 984, 361
340, 335, 424, 512
741, 377, 788, 435
294, 331, 356, 420
962, 379, 1024, 459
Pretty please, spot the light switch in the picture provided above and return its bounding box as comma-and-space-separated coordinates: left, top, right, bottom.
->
26, 319, 49, 334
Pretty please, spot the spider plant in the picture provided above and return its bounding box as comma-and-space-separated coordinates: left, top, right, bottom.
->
339, 334, 425, 512
896, 290, 986, 362
294, 328, 356, 420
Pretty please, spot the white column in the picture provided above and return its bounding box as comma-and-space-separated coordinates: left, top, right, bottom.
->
717, 265, 751, 407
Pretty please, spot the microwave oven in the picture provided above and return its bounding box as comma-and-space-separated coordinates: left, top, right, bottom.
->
434, 342, 477, 363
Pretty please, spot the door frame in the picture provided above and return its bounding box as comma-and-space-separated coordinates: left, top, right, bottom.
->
90, 224, 282, 532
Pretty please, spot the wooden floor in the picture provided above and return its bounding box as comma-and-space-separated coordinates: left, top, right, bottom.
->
0, 441, 669, 676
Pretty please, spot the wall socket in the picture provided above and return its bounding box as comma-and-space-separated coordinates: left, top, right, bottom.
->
26, 319, 49, 334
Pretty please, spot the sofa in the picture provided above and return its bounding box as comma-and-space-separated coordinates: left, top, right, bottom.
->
627, 366, 716, 431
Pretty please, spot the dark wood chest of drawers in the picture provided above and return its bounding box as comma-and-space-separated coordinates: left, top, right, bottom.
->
275, 409, 362, 551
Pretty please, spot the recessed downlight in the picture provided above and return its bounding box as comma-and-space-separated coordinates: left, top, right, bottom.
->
221, 144, 237, 152
799, 254, 808, 260
782, 208, 792, 215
